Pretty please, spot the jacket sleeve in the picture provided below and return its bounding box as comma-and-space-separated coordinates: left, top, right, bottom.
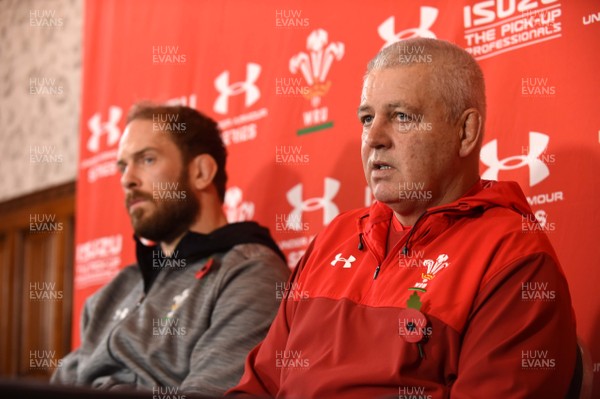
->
179, 250, 291, 397
226, 239, 314, 397
451, 252, 577, 398
50, 295, 92, 384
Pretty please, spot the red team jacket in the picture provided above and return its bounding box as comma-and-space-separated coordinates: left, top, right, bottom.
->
229, 180, 577, 399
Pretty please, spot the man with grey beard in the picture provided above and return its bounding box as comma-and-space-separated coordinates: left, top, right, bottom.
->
51, 103, 290, 397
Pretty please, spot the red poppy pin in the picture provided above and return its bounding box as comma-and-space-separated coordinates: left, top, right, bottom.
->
195, 258, 215, 280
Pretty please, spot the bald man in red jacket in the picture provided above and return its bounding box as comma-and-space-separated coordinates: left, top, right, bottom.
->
228, 38, 577, 399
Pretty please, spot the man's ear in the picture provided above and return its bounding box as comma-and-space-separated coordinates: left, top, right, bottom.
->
457, 108, 483, 158
189, 154, 218, 191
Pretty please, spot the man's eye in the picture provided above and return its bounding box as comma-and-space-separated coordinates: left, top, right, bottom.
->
360, 115, 373, 126
395, 112, 411, 122
143, 157, 155, 165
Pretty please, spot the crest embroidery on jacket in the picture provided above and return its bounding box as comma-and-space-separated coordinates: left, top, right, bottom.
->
166, 288, 190, 318
410, 254, 449, 292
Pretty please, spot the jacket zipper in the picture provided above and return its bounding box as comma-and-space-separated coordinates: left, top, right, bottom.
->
361, 207, 457, 280
358, 232, 383, 280
373, 265, 381, 280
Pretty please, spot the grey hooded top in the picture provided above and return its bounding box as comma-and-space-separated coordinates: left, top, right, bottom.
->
51, 222, 291, 397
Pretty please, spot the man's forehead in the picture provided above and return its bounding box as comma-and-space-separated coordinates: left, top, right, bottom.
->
363, 65, 430, 85
118, 119, 171, 154
360, 66, 431, 102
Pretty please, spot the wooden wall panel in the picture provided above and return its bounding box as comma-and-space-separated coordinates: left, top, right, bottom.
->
0, 183, 74, 380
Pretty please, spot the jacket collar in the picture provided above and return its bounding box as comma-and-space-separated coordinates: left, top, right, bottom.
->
358, 179, 529, 260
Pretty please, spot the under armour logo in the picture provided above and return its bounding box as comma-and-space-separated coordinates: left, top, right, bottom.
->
87, 106, 123, 153
481, 132, 550, 187
331, 253, 356, 268
378, 6, 438, 49
113, 307, 129, 321
213, 63, 261, 115
286, 177, 340, 231
224, 187, 255, 222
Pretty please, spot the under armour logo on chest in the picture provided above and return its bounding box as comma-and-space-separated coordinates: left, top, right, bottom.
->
330, 253, 356, 268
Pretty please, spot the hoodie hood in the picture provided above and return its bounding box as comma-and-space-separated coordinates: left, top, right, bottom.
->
449, 179, 534, 217
135, 221, 285, 292
358, 180, 535, 260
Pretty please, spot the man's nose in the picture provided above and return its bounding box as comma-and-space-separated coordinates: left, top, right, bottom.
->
363, 116, 393, 149
120, 164, 140, 190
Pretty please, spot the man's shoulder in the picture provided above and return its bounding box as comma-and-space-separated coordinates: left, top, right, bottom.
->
89, 265, 139, 294
111, 263, 142, 281
474, 205, 556, 251
326, 206, 370, 230
219, 242, 290, 277
82, 264, 141, 312
223, 242, 284, 263
308, 205, 375, 246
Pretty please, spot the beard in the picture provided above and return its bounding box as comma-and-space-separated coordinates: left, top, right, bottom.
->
126, 170, 199, 243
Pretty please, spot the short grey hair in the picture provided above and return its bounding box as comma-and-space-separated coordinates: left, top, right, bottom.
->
366, 38, 486, 125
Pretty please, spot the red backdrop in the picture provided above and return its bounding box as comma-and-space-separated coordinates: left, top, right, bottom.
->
74, 0, 600, 394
